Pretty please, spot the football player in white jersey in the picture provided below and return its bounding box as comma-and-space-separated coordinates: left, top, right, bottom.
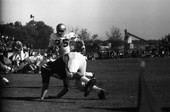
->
63, 52, 107, 99
63, 32, 107, 98
40, 23, 106, 100
69, 32, 86, 54
68, 32, 95, 78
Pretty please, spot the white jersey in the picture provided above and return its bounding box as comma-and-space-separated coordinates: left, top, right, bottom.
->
48, 33, 71, 56
48, 32, 86, 56
63, 52, 87, 74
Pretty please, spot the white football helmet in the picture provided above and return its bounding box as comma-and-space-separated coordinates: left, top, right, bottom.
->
69, 32, 78, 41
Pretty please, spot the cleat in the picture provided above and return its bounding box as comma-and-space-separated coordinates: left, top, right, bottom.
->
98, 89, 107, 100
84, 79, 96, 97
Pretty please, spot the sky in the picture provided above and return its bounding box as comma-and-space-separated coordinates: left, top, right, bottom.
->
1, 0, 170, 40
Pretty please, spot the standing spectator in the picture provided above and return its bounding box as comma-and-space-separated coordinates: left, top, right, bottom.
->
10, 39, 24, 66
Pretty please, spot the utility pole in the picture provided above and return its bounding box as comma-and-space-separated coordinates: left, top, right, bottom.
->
30, 14, 35, 21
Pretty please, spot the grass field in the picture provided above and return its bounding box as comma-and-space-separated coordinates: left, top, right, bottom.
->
1, 57, 170, 112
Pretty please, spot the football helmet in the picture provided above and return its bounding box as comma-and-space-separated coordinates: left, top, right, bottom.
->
56, 23, 66, 33
69, 32, 77, 41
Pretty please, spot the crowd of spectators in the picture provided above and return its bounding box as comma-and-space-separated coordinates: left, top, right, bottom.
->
88, 43, 170, 60
1, 33, 170, 85
0, 34, 49, 86
0, 35, 33, 57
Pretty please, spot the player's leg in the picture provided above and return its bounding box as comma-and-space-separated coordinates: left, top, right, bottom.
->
65, 52, 92, 83
35, 57, 43, 74
51, 57, 67, 79
42, 57, 70, 99
68, 63, 96, 94
91, 85, 107, 99
71, 53, 97, 96
40, 65, 52, 100
55, 78, 70, 98
74, 58, 87, 91
82, 75, 107, 99
64, 52, 96, 96
85, 72, 95, 79
84, 71, 107, 99
75, 79, 85, 91
76, 58, 107, 99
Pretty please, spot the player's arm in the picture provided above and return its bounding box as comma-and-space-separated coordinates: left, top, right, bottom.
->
81, 40, 86, 54
47, 37, 54, 53
47, 46, 54, 54
77, 40, 86, 55
55, 78, 70, 98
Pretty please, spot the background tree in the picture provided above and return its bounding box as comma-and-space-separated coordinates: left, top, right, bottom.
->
106, 26, 122, 40
106, 26, 123, 49
34, 21, 53, 48
22, 20, 53, 48
91, 34, 98, 41
0, 20, 53, 49
77, 28, 90, 40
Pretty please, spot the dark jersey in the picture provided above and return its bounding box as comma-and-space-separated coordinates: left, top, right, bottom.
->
41, 57, 66, 85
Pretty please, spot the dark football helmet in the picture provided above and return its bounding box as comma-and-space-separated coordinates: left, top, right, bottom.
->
56, 23, 66, 33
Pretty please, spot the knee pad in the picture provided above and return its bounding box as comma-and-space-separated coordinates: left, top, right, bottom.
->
73, 72, 83, 80
66, 71, 74, 80
66, 71, 84, 80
